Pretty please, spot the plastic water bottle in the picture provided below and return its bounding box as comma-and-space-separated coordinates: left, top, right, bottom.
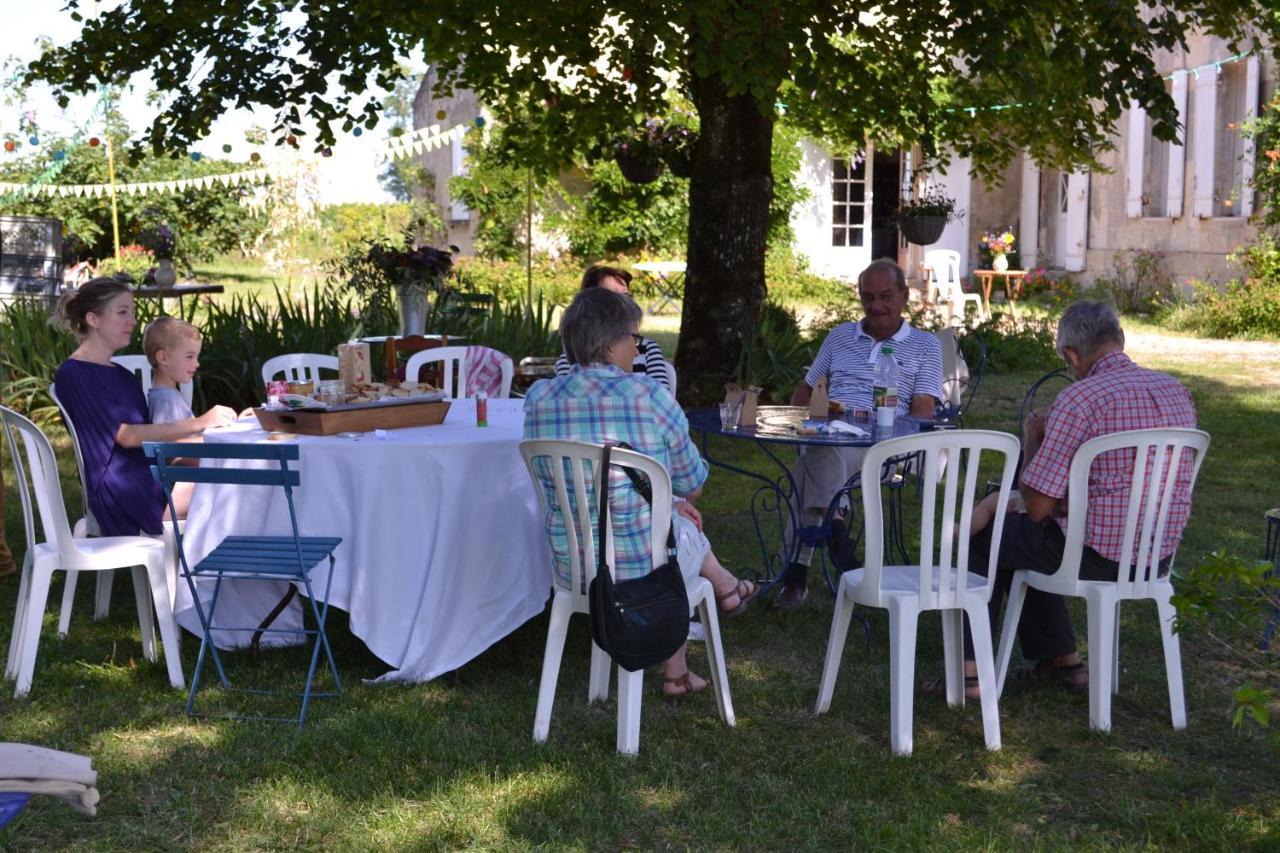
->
873, 345, 899, 428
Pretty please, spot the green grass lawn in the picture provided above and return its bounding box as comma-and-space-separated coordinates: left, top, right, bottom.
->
1, 331, 1278, 849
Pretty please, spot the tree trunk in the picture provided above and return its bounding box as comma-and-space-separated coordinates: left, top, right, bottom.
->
675, 74, 774, 403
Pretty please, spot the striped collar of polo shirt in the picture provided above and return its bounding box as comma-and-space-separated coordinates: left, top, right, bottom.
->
805, 319, 943, 413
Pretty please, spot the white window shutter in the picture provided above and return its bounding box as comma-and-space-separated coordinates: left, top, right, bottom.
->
1064, 171, 1090, 272
1019, 154, 1040, 265
1166, 70, 1189, 219
1126, 101, 1146, 218
449, 134, 470, 221
1192, 65, 1218, 218
1241, 55, 1261, 218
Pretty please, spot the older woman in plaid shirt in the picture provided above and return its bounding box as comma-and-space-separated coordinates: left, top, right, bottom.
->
525, 288, 759, 697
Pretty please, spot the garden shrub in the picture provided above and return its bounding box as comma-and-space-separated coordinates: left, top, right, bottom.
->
766, 248, 851, 304
1164, 236, 1280, 339
316, 202, 440, 256
736, 301, 818, 403
1090, 250, 1179, 315
95, 245, 158, 283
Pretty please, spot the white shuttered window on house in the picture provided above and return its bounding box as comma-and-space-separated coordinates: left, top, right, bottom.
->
1193, 55, 1260, 218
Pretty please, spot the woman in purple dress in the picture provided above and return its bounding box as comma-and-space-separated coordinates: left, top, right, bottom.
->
53, 277, 236, 535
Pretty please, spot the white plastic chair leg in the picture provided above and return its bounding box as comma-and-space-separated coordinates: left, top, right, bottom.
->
1085, 590, 1116, 732
57, 569, 79, 638
143, 552, 185, 689
995, 573, 1029, 696
14, 564, 54, 698
814, 584, 855, 715
533, 592, 573, 743
93, 570, 114, 621
131, 565, 158, 663
940, 609, 965, 707
587, 641, 611, 703
965, 602, 1002, 751
1111, 601, 1122, 695
887, 597, 921, 756
696, 589, 735, 727
1155, 594, 1187, 729
616, 667, 643, 755
5, 550, 33, 679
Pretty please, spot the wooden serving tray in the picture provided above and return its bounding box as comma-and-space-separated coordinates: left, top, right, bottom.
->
254, 398, 451, 436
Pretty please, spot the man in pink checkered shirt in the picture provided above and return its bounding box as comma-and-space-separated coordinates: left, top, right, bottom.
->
934, 301, 1197, 699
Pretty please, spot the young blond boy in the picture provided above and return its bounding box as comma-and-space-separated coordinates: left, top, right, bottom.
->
142, 317, 201, 425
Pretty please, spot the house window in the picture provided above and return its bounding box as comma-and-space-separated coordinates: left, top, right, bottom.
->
1213, 60, 1251, 217
1142, 82, 1173, 216
831, 155, 867, 247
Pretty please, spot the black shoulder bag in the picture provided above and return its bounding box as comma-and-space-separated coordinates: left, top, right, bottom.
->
588, 443, 690, 672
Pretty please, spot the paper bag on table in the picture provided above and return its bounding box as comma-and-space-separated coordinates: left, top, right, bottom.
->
723, 383, 762, 428
808, 376, 830, 418
338, 342, 371, 389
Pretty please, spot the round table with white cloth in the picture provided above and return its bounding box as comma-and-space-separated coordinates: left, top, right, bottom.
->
176, 397, 552, 683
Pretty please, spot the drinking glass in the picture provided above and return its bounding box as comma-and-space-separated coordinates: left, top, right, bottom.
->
719, 401, 742, 431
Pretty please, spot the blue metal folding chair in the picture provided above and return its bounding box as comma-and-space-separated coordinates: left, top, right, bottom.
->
145, 442, 342, 727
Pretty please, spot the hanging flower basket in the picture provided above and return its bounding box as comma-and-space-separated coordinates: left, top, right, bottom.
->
897, 215, 948, 246
615, 151, 665, 184
663, 149, 695, 179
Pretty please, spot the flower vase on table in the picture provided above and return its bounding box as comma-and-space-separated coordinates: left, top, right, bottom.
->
981, 229, 1016, 272
154, 258, 177, 288
395, 283, 430, 337
991, 253, 1009, 273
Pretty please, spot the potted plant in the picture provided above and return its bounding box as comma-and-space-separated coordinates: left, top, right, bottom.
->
338, 224, 457, 336
893, 187, 961, 246
139, 223, 177, 287
614, 119, 666, 184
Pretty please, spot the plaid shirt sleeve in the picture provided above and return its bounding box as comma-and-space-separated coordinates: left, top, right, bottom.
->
1020, 395, 1090, 499
649, 384, 708, 494
804, 332, 835, 389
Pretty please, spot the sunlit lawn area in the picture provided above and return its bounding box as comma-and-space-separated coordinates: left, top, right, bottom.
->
1, 320, 1278, 849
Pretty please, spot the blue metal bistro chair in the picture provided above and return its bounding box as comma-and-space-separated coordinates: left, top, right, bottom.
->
145, 442, 342, 727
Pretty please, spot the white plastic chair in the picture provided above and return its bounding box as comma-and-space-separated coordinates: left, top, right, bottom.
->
994, 428, 1210, 732
659, 359, 678, 396
111, 354, 194, 407
519, 439, 734, 754
48, 383, 112, 633
815, 429, 1021, 755
924, 249, 984, 321
1, 406, 184, 698
260, 353, 339, 388
405, 345, 514, 398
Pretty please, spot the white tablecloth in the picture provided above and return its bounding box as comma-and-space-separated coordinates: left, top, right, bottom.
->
176, 397, 551, 683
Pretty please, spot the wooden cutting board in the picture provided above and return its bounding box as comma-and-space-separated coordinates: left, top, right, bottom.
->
254, 398, 451, 436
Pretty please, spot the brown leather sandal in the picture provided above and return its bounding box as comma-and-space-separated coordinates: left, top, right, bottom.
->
920, 674, 981, 700
662, 671, 707, 697
715, 579, 760, 618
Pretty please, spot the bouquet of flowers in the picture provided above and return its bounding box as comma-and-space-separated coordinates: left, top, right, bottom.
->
365, 240, 455, 290
981, 229, 1016, 256
139, 223, 176, 259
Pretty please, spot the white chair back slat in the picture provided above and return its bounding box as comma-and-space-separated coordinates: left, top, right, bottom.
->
111, 354, 194, 407
1, 407, 78, 563
260, 353, 340, 388
521, 440, 673, 604
861, 431, 1020, 611
1, 407, 38, 561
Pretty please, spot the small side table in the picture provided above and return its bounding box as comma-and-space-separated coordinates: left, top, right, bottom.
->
972, 269, 1029, 316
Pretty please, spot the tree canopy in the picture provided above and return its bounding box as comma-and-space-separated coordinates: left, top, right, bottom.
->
27, 1, 1279, 397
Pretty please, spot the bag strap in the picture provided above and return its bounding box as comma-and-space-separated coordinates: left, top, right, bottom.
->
595, 443, 678, 592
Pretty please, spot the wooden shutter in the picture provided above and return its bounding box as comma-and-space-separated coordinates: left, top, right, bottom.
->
1019, 155, 1040, 264
1126, 101, 1146, 218
1166, 71, 1189, 219
1064, 171, 1090, 272
1192, 65, 1218, 219
449, 134, 470, 221
1241, 55, 1261, 218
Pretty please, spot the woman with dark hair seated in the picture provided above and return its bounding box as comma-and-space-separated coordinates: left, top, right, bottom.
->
51, 276, 236, 536
526, 287, 757, 696
553, 265, 671, 390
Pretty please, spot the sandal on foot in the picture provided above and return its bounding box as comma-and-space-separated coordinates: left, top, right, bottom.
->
716, 579, 761, 618
663, 672, 707, 697
1010, 660, 1089, 693
920, 674, 981, 700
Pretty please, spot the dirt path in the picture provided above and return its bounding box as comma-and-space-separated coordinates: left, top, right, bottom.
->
1124, 328, 1280, 387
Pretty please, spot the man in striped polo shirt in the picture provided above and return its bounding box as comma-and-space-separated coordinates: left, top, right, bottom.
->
778, 259, 944, 609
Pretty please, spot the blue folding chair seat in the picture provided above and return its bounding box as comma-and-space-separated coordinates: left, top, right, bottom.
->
145, 441, 342, 727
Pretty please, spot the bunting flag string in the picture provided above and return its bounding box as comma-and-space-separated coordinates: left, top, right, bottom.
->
0, 121, 469, 201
